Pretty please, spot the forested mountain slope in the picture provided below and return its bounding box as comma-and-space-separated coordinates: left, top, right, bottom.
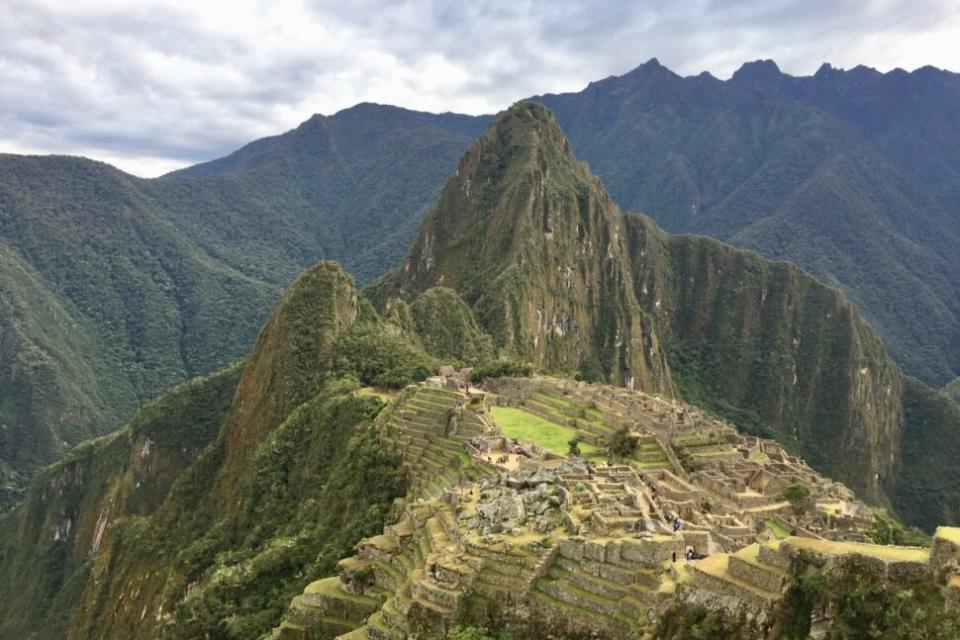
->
4, 60, 959, 510
0, 107, 480, 506
1, 102, 959, 640
536, 59, 960, 386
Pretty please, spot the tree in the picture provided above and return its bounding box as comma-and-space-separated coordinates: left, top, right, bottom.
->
448, 625, 496, 640
568, 435, 585, 457
608, 425, 639, 458
779, 483, 812, 515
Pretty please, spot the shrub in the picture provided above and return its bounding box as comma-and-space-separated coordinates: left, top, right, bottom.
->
607, 425, 639, 458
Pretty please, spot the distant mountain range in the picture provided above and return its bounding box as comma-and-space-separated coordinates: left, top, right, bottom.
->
1, 59, 958, 506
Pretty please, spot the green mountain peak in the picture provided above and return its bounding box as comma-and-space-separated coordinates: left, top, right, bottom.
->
394, 101, 673, 393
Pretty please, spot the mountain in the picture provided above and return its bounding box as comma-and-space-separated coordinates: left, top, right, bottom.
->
4, 58, 960, 511
1, 102, 959, 640
535, 59, 960, 387
374, 102, 913, 509
375, 102, 673, 394
731, 60, 960, 211
0, 106, 483, 507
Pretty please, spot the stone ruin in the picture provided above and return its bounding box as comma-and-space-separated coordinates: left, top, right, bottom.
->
267, 376, 957, 639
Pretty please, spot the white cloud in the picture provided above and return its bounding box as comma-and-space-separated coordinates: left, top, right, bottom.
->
1, 0, 958, 177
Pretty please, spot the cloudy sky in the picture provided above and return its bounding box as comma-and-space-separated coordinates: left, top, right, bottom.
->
2, 0, 958, 177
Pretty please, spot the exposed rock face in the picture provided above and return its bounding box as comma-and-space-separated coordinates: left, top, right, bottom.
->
625, 215, 904, 503
390, 102, 674, 394
0, 366, 240, 639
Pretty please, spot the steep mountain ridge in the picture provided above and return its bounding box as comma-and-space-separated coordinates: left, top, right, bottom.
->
0, 106, 480, 506
3, 57, 960, 518
731, 59, 960, 210
385, 102, 672, 393
0, 104, 959, 640
378, 102, 905, 504
0, 261, 422, 640
535, 60, 960, 386
625, 215, 902, 499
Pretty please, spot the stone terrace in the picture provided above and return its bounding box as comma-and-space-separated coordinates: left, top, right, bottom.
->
268, 378, 956, 639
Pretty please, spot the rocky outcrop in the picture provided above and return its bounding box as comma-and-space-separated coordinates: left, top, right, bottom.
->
386, 102, 674, 394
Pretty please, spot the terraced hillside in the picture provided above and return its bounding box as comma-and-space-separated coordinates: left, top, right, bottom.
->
268, 375, 960, 639
373, 101, 960, 526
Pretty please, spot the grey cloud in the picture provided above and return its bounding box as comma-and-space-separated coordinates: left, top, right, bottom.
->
1, 0, 957, 176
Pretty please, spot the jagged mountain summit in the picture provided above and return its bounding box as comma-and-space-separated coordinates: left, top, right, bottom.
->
536, 58, 960, 386
1, 103, 959, 640
3, 58, 960, 508
375, 102, 932, 516
385, 103, 673, 394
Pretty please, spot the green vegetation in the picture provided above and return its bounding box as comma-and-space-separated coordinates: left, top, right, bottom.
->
869, 509, 931, 547
0, 106, 482, 505
775, 564, 960, 639
0, 365, 241, 639
891, 378, 960, 530
3, 80, 960, 640
767, 520, 792, 540
779, 484, 812, 515
540, 61, 960, 387
0, 261, 411, 640
490, 407, 597, 456
409, 287, 494, 364
449, 625, 508, 640
655, 560, 960, 639
331, 322, 438, 388
567, 434, 585, 457
607, 425, 639, 458
651, 604, 756, 639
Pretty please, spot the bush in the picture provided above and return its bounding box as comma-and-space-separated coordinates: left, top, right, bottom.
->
607, 425, 639, 458
778, 483, 812, 515
331, 322, 438, 388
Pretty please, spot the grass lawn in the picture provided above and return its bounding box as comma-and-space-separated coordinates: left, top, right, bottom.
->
356, 387, 397, 403
786, 536, 930, 563
633, 460, 672, 470
305, 577, 379, 605
491, 406, 598, 456
766, 520, 791, 539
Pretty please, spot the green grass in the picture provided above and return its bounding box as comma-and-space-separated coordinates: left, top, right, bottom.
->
490, 406, 598, 455
304, 578, 379, 606
633, 460, 672, 470
785, 536, 930, 563
767, 520, 791, 540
